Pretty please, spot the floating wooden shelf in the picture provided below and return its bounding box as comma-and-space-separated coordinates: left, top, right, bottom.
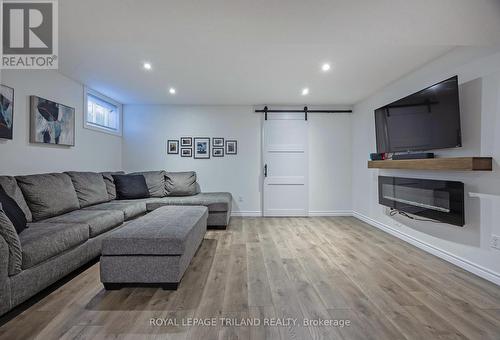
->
367, 157, 493, 171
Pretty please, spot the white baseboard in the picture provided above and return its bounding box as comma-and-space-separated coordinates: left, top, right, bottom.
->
231, 211, 262, 217
308, 210, 352, 217
231, 210, 352, 217
352, 211, 500, 286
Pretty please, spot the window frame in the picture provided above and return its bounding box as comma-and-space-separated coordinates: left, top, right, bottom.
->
83, 87, 123, 136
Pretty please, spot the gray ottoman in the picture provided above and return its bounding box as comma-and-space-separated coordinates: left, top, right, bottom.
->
100, 205, 208, 290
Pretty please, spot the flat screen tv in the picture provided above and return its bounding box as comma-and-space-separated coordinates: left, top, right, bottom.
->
375, 76, 462, 153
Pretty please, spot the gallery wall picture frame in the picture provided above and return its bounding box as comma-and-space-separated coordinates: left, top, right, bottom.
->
181, 137, 192, 147
225, 140, 237, 155
167, 140, 179, 154
181, 148, 192, 157
194, 137, 210, 159
212, 137, 224, 147
0, 84, 14, 140
213, 147, 224, 157
30, 96, 75, 146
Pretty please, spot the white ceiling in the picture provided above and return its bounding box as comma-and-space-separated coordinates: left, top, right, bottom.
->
58, 0, 500, 105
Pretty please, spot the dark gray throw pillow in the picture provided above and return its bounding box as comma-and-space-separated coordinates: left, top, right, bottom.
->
129, 171, 166, 197
0, 176, 33, 222
112, 174, 150, 200
0, 203, 23, 276
0, 186, 27, 234
101, 171, 125, 200
165, 171, 199, 196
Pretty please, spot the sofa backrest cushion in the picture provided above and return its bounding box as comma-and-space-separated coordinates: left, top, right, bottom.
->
0, 203, 23, 276
101, 171, 125, 200
0, 176, 33, 222
0, 187, 27, 234
165, 171, 199, 196
129, 171, 166, 197
65, 172, 110, 208
16, 173, 80, 221
112, 174, 151, 200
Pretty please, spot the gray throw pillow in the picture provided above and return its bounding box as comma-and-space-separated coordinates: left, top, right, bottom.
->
16, 173, 80, 221
129, 171, 166, 197
165, 171, 199, 196
66, 172, 110, 208
101, 171, 125, 200
0, 176, 33, 222
0, 203, 22, 276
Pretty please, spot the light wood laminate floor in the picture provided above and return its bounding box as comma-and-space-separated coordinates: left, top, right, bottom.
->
1, 217, 500, 340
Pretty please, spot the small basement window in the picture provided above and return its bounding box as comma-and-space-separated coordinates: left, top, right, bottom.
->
84, 88, 122, 136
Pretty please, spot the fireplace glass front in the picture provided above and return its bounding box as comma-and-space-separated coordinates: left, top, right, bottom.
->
378, 176, 464, 226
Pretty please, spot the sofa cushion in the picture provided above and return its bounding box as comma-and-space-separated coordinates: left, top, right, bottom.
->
113, 174, 150, 200
15, 173, 80, 221
84, 201, 146, 220
165, 171, 199, 196
146, 192, 232, 213
0, 204, 23, 275
43, 209, 124, 238
20, 222, 89, 269
0, 186, 27, 234
129, 171, 166, 197
65, 172, 109, 208
101, 171, 125, 200
0, 176, 33, 222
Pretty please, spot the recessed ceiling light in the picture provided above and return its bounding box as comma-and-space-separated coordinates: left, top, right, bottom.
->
301, 88, 309, 96
321, 63, 331, 72
169, 87, 176, 95
143, 62, 152, 70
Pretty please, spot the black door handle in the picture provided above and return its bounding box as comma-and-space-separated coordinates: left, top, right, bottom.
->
264, 164, 268, 177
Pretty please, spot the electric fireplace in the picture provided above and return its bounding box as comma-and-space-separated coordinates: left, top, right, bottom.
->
378, 176, 464, 226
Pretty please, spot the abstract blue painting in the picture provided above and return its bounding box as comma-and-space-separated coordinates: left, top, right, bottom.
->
30, 96, 75, 146
0, 85, 14, 140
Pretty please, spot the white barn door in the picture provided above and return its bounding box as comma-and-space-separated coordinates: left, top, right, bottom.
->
263, 113, 308, 216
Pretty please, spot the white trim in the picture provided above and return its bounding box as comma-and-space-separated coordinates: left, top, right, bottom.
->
83, 86, 123, 136
352, 211, 500, 286
308, 210, 352, 216
231, 211, 262, 217
469, 192, 500, 201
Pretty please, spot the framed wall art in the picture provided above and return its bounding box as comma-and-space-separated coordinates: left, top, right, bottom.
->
194, 137, 210, 159
0, 84, 14, 140
30, 96, 75, 146
181, 137, 192, 147
181, 148, 192, 157
167, 140, 179, 154
225, 140, 237, 155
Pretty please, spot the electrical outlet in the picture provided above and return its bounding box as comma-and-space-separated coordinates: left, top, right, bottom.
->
491, 235, 500, 250
238, 196, 243, 203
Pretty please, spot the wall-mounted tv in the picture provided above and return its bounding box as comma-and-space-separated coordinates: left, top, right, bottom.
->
375, 76, 462, 154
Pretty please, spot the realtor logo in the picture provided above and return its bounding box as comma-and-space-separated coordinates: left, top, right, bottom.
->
1, 0, 58, 69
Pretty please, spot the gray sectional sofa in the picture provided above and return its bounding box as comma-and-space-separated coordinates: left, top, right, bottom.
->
0, 170, 232, 317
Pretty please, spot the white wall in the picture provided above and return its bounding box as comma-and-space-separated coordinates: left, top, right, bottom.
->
351, 47, 500, 284
122, 105, 352, 215
0, 70, 122, 175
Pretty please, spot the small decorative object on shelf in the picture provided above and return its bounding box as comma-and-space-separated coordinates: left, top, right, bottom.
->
194, 137, 210, 159
181, 148, 192, 157
167, 140, 179, 154
225, 140, 237, 155
181, 137, 192, 147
